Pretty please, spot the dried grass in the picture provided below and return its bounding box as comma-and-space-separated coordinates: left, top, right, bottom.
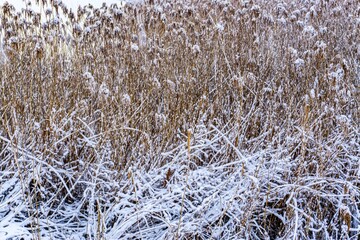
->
0, 0, 359, 239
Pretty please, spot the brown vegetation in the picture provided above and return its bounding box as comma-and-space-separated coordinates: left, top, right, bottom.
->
0, 0, 359, 239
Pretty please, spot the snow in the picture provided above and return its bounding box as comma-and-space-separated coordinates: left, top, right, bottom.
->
0, 0, 359, 239
99, 82, 110, 97
138, 24, 147, 47
122, 93, 131, 105
83, 71, 97, 94
2, 116, 358, 238
310, 89, 315, 99
329, 68, 345, 81
215, 23, 224, 32
0, 0, 126, 11
131, 43, 139, 51
192, 44, 201, 54
0, 42, 7, 64
303, 25, 318, 37
316, 40, 327, 50
294, 58, 305, 68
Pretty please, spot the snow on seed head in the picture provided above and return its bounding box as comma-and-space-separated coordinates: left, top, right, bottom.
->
122, 93, 131, 105
276, 3, 288, 16
83, 71, 97, 94
86, 52, 94, 60
288, 47, 298, 59
295, 20, 304, 29
246, 72, 256, 82
99, 82, 110, 97
316, 40, 327, 50
152, 77, 161, 89
303, 25, 317, 37
294, 58, 305, 69
8, 36, 19, 46
310, 89, 316, 99
329, 68, 344, 81
192, 44, 201, 54
215, 22, 224, 32
84, 26, 91, 34
131, 43, 139, 51
277, 17, 287, 26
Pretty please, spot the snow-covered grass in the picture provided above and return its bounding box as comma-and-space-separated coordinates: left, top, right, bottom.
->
0, 0, 359, 239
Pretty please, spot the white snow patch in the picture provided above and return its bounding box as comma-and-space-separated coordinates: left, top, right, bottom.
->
131, 43, 139, 51
294, 58, 305, 68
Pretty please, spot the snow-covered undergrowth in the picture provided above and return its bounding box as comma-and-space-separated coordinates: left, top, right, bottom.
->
0, 0, 359, 239
1, 123, 359, 239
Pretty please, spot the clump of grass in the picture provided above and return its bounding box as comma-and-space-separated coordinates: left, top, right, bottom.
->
0, 0, 359, 239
